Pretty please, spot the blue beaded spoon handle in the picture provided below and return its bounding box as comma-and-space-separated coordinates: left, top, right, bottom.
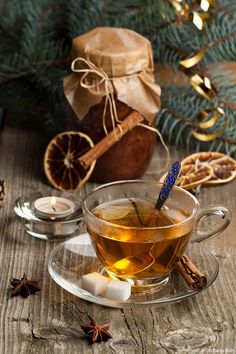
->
155, 161, 181, 210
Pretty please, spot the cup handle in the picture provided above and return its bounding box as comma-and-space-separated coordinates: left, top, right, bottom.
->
191, 205, 231, 243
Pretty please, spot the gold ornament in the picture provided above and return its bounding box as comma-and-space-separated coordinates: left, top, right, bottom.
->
179, 48, 206, 72
192, 107, 226, 142
190, 74, 215, 100
169, 0, 225, 142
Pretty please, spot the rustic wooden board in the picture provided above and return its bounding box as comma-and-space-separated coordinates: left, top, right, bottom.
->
0, 117, 235, 353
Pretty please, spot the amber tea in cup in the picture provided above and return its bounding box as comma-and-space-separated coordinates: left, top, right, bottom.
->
89, 199, 190, 279
83, 181, 231, 287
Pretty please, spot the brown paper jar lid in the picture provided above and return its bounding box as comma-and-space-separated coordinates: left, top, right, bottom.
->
64, 27, 161, 122
72, 27, 154, 77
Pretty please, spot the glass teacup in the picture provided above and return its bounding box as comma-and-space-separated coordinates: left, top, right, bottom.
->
83, 180, 231, 287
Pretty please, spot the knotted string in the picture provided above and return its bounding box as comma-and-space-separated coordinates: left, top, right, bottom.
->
71, 57, 170, 171
71, 57, 121, 139
137, 123, 170, 172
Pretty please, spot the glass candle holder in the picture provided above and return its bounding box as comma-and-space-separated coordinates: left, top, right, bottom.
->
14, 191, 83, 240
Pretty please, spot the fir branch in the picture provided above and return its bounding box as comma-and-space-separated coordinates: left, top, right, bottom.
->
0, 58, 70, 84
218, 1, 236, 20
96, 0, 110, 26
0, 0, 236, 154
160, 102, 236, 146
207, 31, 236, 55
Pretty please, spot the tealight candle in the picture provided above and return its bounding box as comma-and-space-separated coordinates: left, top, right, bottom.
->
34, 196, 75, 219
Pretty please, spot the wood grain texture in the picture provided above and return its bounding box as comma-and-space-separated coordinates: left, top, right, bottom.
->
0, 117, 235, 354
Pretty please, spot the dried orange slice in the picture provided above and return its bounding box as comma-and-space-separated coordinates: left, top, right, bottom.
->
182, 152, 236, 185
44, 131, 96, 191
160, 163, 213, 190
176, 164, 214, 189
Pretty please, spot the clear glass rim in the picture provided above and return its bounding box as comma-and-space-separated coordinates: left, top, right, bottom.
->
82, 179, 199, 231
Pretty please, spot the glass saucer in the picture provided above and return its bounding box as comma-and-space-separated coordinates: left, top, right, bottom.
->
48, 233, 219, 308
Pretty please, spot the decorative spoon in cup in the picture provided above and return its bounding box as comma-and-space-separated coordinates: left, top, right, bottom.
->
107, 161, 182, 276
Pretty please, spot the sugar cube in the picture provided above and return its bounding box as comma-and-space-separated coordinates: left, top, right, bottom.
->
81, 272, 110, 295
105, 280, 131, 301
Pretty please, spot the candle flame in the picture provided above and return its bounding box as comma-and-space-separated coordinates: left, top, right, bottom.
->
50, 196, 57, 211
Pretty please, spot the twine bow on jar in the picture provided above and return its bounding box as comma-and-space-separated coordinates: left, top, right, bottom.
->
71, 57, 123, 139
70, 57, 170, 168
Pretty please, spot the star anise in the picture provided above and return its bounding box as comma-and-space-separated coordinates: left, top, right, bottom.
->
81, 316, 112, 344
0, 179, 6, 207
11, 273, 41, 298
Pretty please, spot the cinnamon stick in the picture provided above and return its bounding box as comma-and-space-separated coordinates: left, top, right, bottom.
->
79, 111, 144, 169
175, 254, 207, 290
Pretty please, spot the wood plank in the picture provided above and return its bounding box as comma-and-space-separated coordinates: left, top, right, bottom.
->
0, 116, 235, 353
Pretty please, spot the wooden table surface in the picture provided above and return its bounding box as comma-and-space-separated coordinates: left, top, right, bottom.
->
0, 117, 235, 354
